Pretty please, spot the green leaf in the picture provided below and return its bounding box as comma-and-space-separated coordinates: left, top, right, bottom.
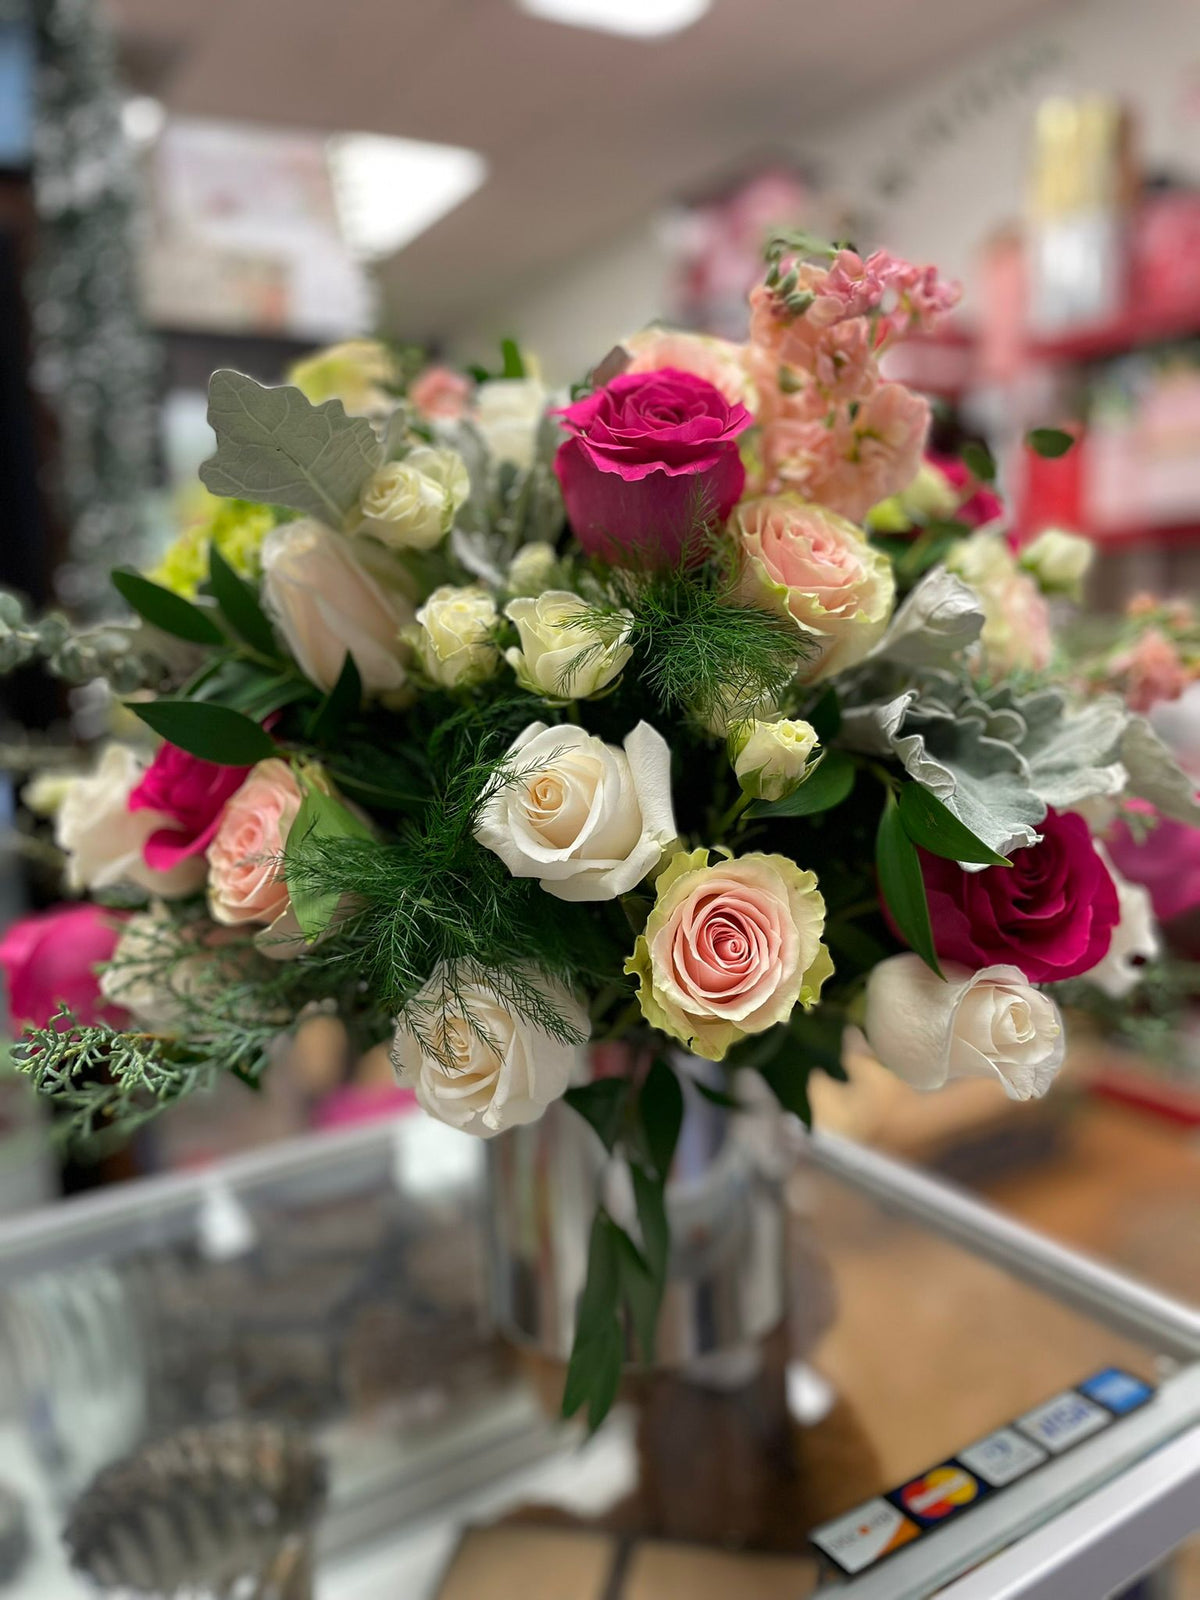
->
689, 1077, 742, 1112
284, 782, 373, 940
876, 792, 943, 977
613, 1224, 659, 1367
808, 685, 841, 743
897, 782, 1011, 867
562, 1211, 623, 1424
208, 545, 278, 657
1027, 427, 1075, 459
199, 370, 382, 529
564, 1079, 628, 1154
961, 440, 996, 483
758, 1055, 813, 1127
128, 700, 275, 766
500, 337, 526, 379
639, 1059, 683, 1182
752, 749, 856, 819
111, 570, 224, 646
306, 652, 362, 744
630, 1160, 668, 1277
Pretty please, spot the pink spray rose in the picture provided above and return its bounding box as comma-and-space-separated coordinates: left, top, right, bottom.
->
553, 368, 753, 565
0, 904, 127, 1029
409, 365, 472, 421
1110, 628, 1190, 712
129, 743, 252, 874
906, 808, 1121, 984
1105, 800, 1200, 925
207, 759, 303, 934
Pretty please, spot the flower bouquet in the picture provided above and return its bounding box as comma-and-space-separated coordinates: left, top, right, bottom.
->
3, 234, 1198, 1427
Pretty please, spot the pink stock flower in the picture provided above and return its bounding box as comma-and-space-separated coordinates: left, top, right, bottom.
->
1111, 628, 1190, 712
905, 808, 1121, 984
797, 383, 930, 523
409, 365, 472, 421
129, 743, 252, 874
553, 368, 752, 564
0, 904, 127, 1030
1106, 800, 1200, 925
873, 257, 962, 344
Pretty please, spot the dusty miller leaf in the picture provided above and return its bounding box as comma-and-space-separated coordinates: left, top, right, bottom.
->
1121, 716, 1200, 825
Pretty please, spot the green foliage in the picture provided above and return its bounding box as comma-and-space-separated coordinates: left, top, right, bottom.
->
876, 791, 942, 977
111, 569, 225, 646
564, 1079, 629, 1154
752, 749, 856, 818
284, 780, 374, 939
305, 653, 362, 742
1027, 427, 1075, 459
897, 781, 1011, 867
960, 439, 996, 483
128, 699, 276, 766
207, 544, 279, 657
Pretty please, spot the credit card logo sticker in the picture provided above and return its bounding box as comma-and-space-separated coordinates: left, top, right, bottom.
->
896, 1464, 983, 1524
1079, 1368, 1153, 1417
810, 1498, 921, 1574
1017, 1391, 1110, 1454
959, 1427, 1048, 1487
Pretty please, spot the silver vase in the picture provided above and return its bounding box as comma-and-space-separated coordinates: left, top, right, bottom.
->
485, 1059, 789, 1369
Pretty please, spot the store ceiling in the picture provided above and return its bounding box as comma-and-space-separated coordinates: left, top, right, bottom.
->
107, 0, 1052, 338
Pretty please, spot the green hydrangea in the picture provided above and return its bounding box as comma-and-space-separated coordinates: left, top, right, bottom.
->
151, 497, 276, 599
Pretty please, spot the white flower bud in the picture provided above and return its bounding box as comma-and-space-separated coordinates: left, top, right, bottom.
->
359, 447, 469, 550
732, 718, 819, 801
409, 585, 500, 689
1019, 528, 1094, 598
507, 542, 559, 596
504, 590, 632, 701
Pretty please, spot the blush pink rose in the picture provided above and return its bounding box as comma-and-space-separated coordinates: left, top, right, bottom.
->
0, 904, 127, 1030
733, 495, 896, 680
207, 758, 303, 931
907, 808, 1121, 984
553, 368, 752, 565
1105, 800, 1200, 925
1111, 628, 1190, 712
129, 743, 252, 873
409, 365, 472, 421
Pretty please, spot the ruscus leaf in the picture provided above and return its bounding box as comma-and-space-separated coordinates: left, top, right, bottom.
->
208, 545, 279, 657
876, 792, 943, 977
752, 749, 856, 819
306, 652, 363, 744
111, 570, 224, 646
1026, 427, 1075, 459
961, 439, 996, 483
897, 782, 1012, 867
564, 1079, 628, 1154
639, 1059, 683, 1182
128, 700, 275, 766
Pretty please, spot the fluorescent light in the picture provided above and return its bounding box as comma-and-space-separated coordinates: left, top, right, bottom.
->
518, 0, 711, 39
327, 133, 487, 261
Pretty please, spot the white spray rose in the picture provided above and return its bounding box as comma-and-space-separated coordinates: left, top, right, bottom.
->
474, 377, 547, 471
1019, 528, 1095, 598
1084, 849, 1159, 999
475, 721, 676, 902
390, 966, 588, 1136
409, 585, 500, 689
863, 954, 1065, 1101
358, 447, 469, 550
507, 541, 559, 596
261, 518, 412, 695
56, 744, 205, 899
732, 719, 819, 802
505, 590, 633, 701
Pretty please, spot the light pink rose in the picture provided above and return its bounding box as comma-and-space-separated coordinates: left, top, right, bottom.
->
208, 758, 303, 942
625, 847, 832, 1061
622, 328, 752, 407
1111, 628, 1190, 712
733, 495, 896, 680
409, 365, 472, 421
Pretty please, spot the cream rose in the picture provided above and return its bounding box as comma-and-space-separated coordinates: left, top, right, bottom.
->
622, 328, 752, 407
506, 541, 560, 596
505, 590, 633, 700
261, 518, 412, 695
732, 718, 819, 802
474, 377, 548, 471
390, 967, 588, 1136
475, 721, 676, 902
56, 744, 206, 899
1084, 850, 1159, 999
949, 537, 1054, 677
1019, 527, 1095, 598
733, 497, 895, 681
207, 759, 306, 958
626, 848, 832, 1061
408, 585, 500, 689
358, 447, 469, 550
99, 903, 243, 1032
863, 954, 1065, 1100
287, 338, 397, 417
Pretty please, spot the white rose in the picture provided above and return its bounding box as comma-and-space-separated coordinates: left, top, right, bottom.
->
505, 590, 633, 700
475, 721, 676, 902
261, 518, 413, 695
732, 718, 819, 802
474, 378, 547, 470
1084, 849, 1159, 999
409, 585, 500, 689
1019, 528, 1095, 598
507, 541, 559, 596
56, 744, 205, 898
390, 966, 587, 1136
99, 904, 241, 1033
358, 447, 469, 550
863, 954, 1065, 1101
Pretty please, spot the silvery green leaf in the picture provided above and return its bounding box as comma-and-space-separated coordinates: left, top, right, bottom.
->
1021, 692, 1128, 809
200, 370, 382, 529
867, 567, 984, 669
1121, 716, 1200, 824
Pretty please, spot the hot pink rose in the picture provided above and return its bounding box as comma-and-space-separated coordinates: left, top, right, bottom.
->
622, 329, 752, 407
1105, 800, 1200, 925
129, 743, 252, 873
553, 368, 753, 565
409, 365, 472, 421
0, 904, 127, 1030
906, 808, 1121, 984
928, 452, 1004, 529
207, 758, 303, 931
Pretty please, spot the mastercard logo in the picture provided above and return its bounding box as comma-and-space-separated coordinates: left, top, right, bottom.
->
899, 1465, 980, 1521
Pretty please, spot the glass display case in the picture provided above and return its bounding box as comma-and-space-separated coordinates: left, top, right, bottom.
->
0, 1113, 1196, 1599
